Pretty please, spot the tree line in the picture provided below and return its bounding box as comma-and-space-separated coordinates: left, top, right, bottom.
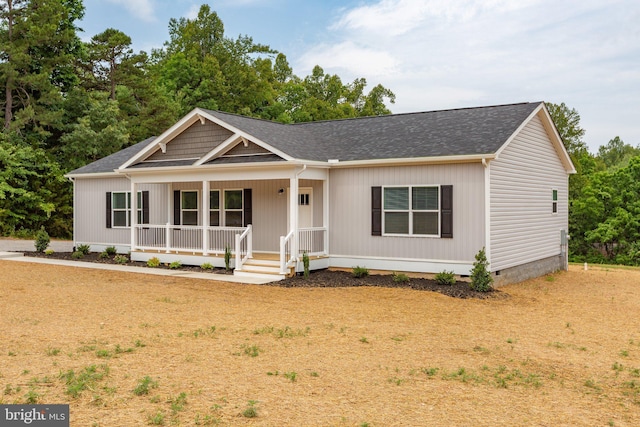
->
1, 1, 636, 267
0, 1, 394, 238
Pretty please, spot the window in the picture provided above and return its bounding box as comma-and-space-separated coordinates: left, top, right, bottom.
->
383, 186, 439, 236
181, 191, 198, 225
111, 192, 146, 228
299, 193, 310, 206
552, 189, 558, 214
210, 190, 220, 226
224, 189, 243, 227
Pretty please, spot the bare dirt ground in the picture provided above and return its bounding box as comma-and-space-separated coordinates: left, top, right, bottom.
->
1, 262, 640, 426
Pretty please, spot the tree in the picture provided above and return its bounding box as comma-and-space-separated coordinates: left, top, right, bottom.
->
546, 102, 587, 157
597, 136, 640, 169
84, 28, 134, 100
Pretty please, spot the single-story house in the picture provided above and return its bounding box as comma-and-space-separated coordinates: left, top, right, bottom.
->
66, 101, 575, 285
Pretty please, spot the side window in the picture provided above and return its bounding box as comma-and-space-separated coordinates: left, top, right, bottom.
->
112, 192, 129, 227
382, 186, 439, 236
552, 189, 558, 214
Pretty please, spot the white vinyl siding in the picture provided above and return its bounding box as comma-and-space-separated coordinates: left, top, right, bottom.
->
489, 113, 569, 271
74, 178, 167, 246
329, 164, 484, 262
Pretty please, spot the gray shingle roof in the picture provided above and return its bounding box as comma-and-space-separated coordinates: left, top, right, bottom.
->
69, 102, 543, 175
67, 136, 157, 175
204, 102, 541, 162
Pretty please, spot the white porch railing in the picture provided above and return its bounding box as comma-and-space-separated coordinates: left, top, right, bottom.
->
136, 224, 247, 255
298, 227, 327, 256
234, 225, 252, 271
279, 230, 295, 275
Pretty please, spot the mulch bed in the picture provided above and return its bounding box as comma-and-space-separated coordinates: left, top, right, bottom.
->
22, 251, 503, 299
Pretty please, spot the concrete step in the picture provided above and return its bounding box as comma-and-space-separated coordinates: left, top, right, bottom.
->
233, 270, 286, 281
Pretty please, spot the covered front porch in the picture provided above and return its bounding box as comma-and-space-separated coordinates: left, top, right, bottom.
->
126, 165, 329, 278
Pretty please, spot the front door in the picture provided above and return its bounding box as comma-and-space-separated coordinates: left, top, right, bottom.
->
298, 188, 313, 228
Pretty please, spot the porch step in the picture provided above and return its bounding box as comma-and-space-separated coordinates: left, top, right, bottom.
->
233, 258, 291, 281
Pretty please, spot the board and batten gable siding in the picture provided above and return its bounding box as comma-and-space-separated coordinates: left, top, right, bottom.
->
146, 120, 233, 161
75, 178, 168, 246
328, 163, 485, 263
489, 114, 569, 271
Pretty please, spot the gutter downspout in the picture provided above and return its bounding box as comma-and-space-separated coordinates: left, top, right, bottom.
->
482, 158, 491, 272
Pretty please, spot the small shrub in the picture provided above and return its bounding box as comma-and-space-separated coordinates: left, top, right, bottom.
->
105, 246, 117, 256
34, 227, 50, 252
147, 257, 161, 268
470, 247, 493, 292
148, 411, 165, 425
435, 270, 456, 286
44, 249, 55, 256
242, 401, 258, 418
302, 252, 310, 278
71, 251, 84, 259
352, 266, 369, 278
169, 261, 182, 269
77, 244, 90, 255
224, 246, 231, 270
392, 272, 410, 283
98, 251, 109, 259
113, 254, 128, 264
201, 262, 214, 270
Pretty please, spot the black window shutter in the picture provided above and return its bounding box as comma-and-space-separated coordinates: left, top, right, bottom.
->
371, 186, 382, 236
142, 191, 150, 224
243, 188, 252, 226
441, 185, 453, 238
106, 192, 112, 229
173, 190, 181, 225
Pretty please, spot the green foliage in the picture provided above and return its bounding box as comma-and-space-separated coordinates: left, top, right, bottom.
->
169, 260, 182, 269
34, 227, 50, 252
470, 248, 493, 292
99, 251, 109, 259
133, 376, 158, 396
224, 246, 231, 270
435, 270, 456, 285
45, 249, 55, 256
392, 272, 410, 283
77, 244, 90, 255
200, 262, 213, 270
71, 251, 84, 259
352, 266, 369, 278
302, 252, 310, 278
105, 246, 117, 255
242, 400, 259, 418
147, 257, 161, 268
60, 364, 109, 398
113, 254, 128, 264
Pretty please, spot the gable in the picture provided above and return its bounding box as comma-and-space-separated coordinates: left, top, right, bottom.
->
145, 120, 233, 162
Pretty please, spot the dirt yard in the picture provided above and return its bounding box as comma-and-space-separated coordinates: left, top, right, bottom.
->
1, 261, 639, 426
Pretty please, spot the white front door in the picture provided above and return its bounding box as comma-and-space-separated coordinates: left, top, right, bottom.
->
298, 188, 313, 228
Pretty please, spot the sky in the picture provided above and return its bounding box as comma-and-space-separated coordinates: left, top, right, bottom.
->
79, 0, 640, 153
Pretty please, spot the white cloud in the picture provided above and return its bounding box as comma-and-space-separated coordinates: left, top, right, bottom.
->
298, 41, 399, 78
105, 0, 156, 23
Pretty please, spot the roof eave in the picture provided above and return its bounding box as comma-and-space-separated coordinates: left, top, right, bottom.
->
323, 154, 496, 168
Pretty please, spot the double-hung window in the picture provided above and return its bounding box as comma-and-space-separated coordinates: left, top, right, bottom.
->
111, 192, 145, 228
224, 189, 243, 227
383, 186, 439, 236
210, 190, 220, 226
552, 189, 558, 214
181, 191, 198, 225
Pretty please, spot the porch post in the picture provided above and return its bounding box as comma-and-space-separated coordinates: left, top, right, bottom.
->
166, 184, 172, 253
323, 175, 329, 255
202, 180, 210, 255
289, 172, 299, 262
130, 181, 138, 252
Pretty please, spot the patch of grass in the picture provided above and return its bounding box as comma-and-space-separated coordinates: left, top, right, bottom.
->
276, 326, 310, 339
24, 388, 40, 403
620, 349, 630, 357
169, 392, 187, 412
134, 376, 158, 396
192, 326, 216, 338
284, 371, 297, 382
243, 345, 261, 358
135, 340, 146, 348
46, 347, 61, 356
242, 400, 259, 418
96, 349, 112, 359
60, 364, 110, 398
421, 367, 439, 377
473, 345, 490, 354
148, 411, 165, 425
360, 337, 369, 344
